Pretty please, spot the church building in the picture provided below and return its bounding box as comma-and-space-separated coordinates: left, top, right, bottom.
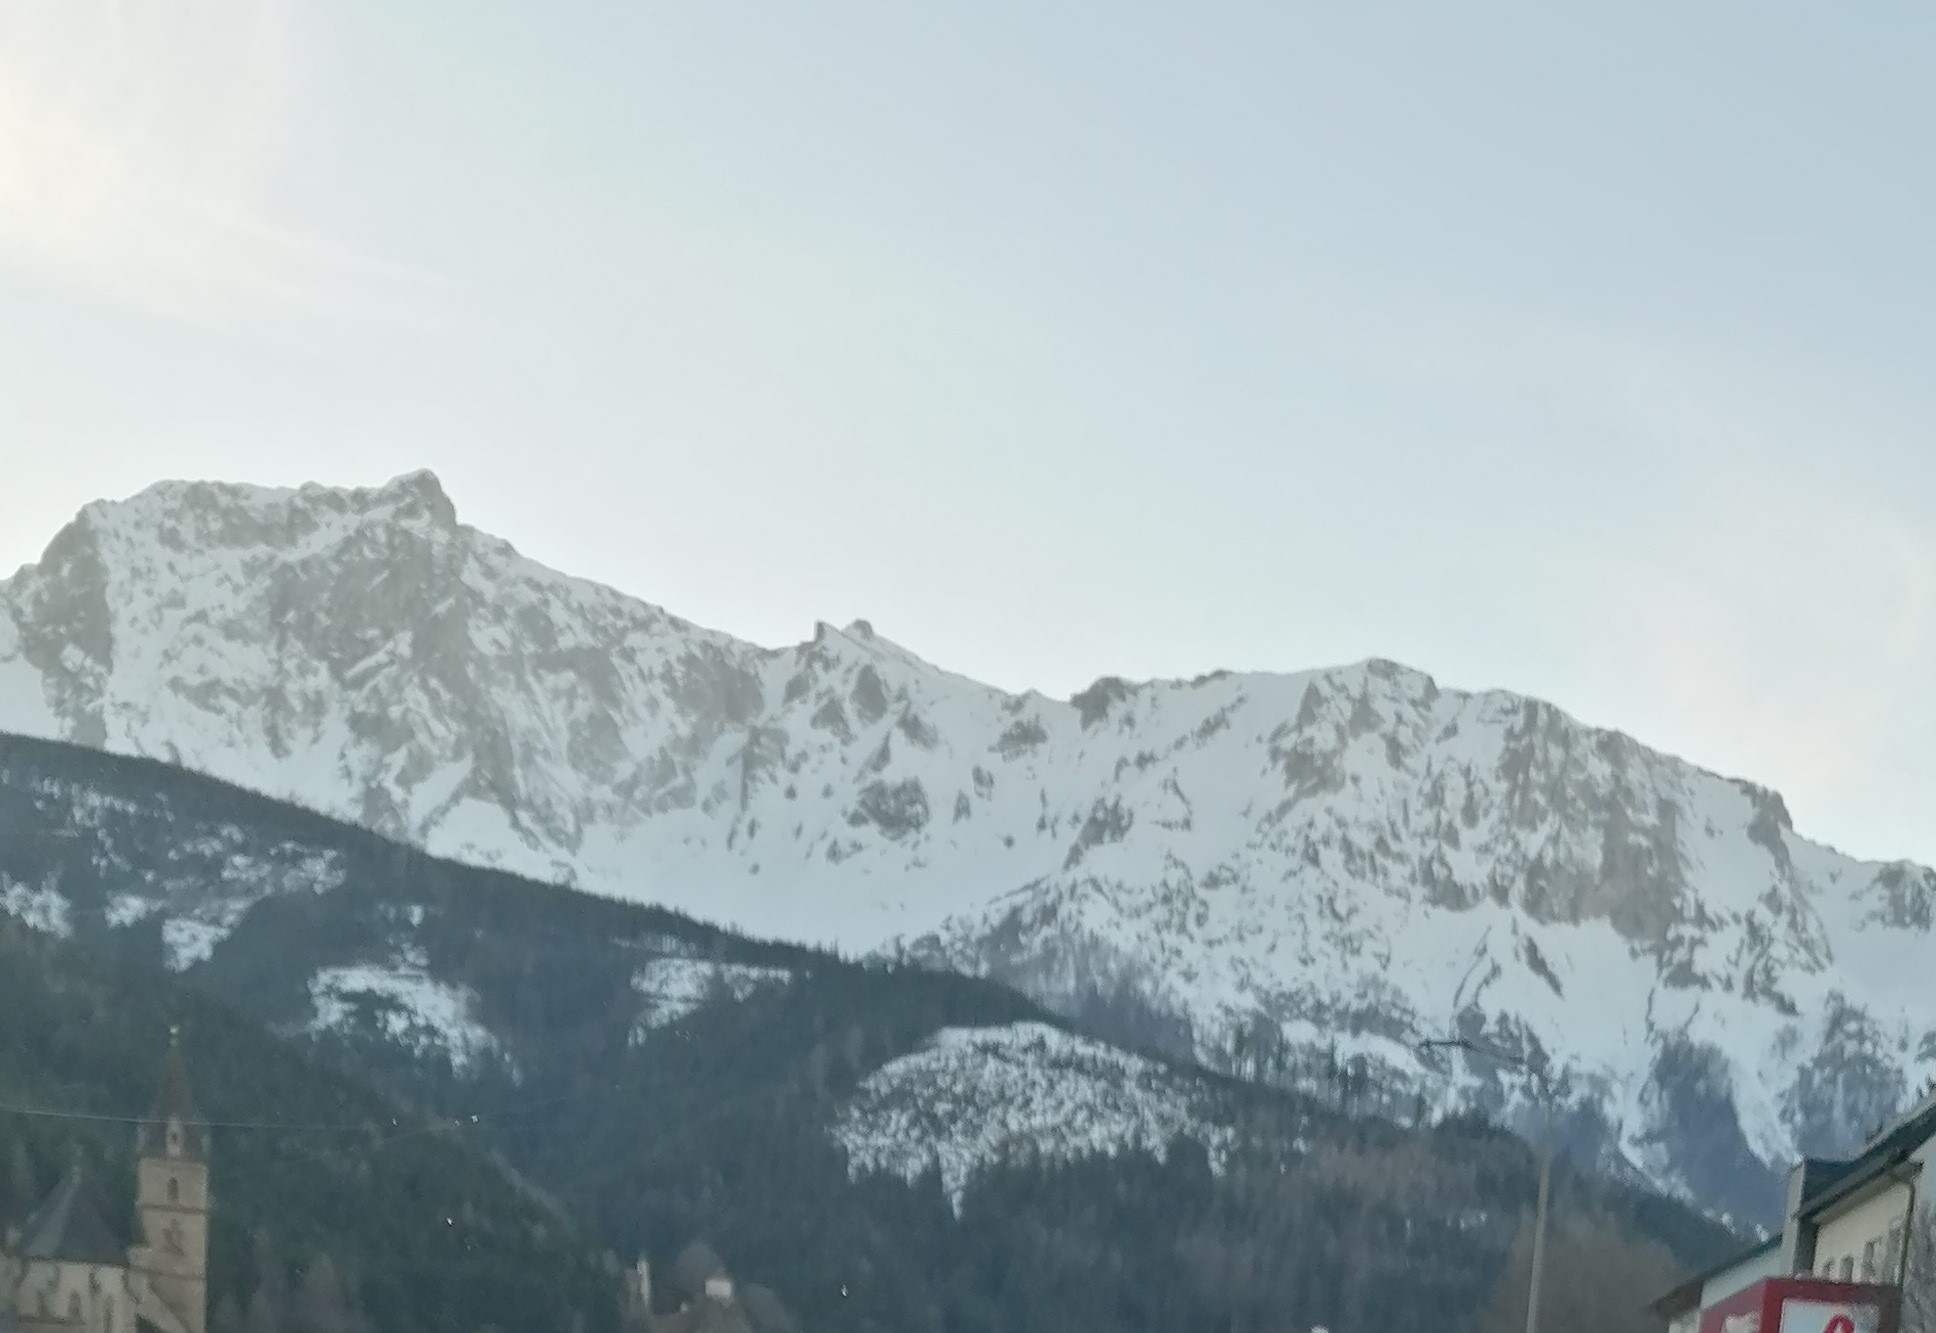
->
1, 1032, 210, 1333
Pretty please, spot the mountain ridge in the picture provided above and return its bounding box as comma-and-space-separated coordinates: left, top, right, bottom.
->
0, 724, 1740, 1333
2, 469, 1931, 1224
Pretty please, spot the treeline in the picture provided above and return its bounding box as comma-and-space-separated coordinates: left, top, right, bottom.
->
1474, 1213, 1683, 1333
0, 914, 619, 1333
211, 1236, 371, 1333
381, 953, 1734, 1333
0, 733, 1738, 1333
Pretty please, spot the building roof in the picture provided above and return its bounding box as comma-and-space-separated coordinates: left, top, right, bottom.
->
658, 1295, 754, 1333
18, 1162, 126, 1266
150, 1028, 202, 1125
739, 1285, 799, 1333
673, 1241, 728, 1302
1653, 1097, 1936, 1315
1795, 1157, 1859, 1207
1649, 1234, 1779, 1317
1797, 1098, 1936, 1222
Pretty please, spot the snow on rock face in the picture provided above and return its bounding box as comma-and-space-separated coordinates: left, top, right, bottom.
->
164, 918, 230, 971
631, 957, 791, 1035
833, 1023, 1235, 1199
5, 472, 1936, 1218
0, 766, 351, 970
309, 961, 502, 1072
1, 881, 71, 937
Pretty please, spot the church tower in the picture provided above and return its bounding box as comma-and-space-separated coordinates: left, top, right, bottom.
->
130, 1028, 209, 1333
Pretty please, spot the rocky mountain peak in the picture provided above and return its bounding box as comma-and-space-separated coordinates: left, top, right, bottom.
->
67, 468, 463, 561
367, 468, 459, 525
2, 472, 1933, 1224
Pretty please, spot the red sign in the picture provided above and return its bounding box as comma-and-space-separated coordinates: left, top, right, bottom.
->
1698, 1279, 1898, 1333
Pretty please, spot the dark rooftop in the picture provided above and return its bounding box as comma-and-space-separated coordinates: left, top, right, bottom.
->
1799, 1101, 1936, 1222
1653, 1094, 1936, 1316
139, 1027, 208, 1162
673, 1240, 729, 1301
1648, 1234, 1778, 1317
150, 1028, 202, 1124
18, 1162, 126, 1266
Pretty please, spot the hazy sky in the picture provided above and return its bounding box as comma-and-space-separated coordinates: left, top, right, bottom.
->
1, 2, 1932, 867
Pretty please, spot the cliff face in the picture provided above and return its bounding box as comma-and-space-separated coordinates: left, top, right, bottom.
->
4, 470, 1930, 1222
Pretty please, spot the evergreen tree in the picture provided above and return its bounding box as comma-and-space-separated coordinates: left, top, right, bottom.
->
246, 1286, 282, 1333
4, 1138, 37, 1224
294, 1255, 358, 1333
212, 1294, 246, 1333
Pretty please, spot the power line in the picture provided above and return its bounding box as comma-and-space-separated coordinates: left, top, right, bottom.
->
0, 1103, 371, 1132
0, 1081, 619, 1140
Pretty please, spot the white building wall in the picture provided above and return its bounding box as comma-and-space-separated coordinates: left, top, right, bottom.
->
1703, 1245, 1783, 1307
1814, 1177, 1919, 1283
126, 1270, 190, 1333
13, 1262, 137, 1333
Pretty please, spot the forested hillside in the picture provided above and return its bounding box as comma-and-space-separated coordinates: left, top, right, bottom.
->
0, 732, 1739, 1333
0, 914, 618, 1333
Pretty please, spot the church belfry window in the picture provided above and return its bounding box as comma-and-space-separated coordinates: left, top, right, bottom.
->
167, 1123, 182, 1157
168, 1176, 180, 1203
69, 1293, 82, 1321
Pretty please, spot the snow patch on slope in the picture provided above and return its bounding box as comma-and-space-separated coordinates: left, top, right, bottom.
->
631, 957, 791, 1036
164, 918, 229, 971
106, 894, 162, 927
0, 881, 71, 937
834, 1022, 1235, 1199
309, 962, 501, 1072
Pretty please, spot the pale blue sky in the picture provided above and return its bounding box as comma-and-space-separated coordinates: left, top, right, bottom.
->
1, 2, 1932, 865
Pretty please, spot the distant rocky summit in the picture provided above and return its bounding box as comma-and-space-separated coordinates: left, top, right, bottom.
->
4, 469, 1932, 1221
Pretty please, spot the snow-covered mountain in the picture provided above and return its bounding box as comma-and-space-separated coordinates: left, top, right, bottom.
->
0, 731, 1734, 1333
0, 731, 1243, 1220
3, 469, 1932, 1220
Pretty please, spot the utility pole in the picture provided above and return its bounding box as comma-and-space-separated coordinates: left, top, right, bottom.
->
1421, 1036, 1554, 1333
1525, 1089, 1552, 1333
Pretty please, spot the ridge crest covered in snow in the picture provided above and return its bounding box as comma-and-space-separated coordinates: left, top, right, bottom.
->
2, 470, 1930, 1218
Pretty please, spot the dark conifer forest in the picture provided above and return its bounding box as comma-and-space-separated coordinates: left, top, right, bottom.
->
0, 734, 1735, 1333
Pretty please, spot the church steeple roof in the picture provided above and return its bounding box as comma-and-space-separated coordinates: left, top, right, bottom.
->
139, 1027, 208, 1162
150, 1027, 201, 1124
